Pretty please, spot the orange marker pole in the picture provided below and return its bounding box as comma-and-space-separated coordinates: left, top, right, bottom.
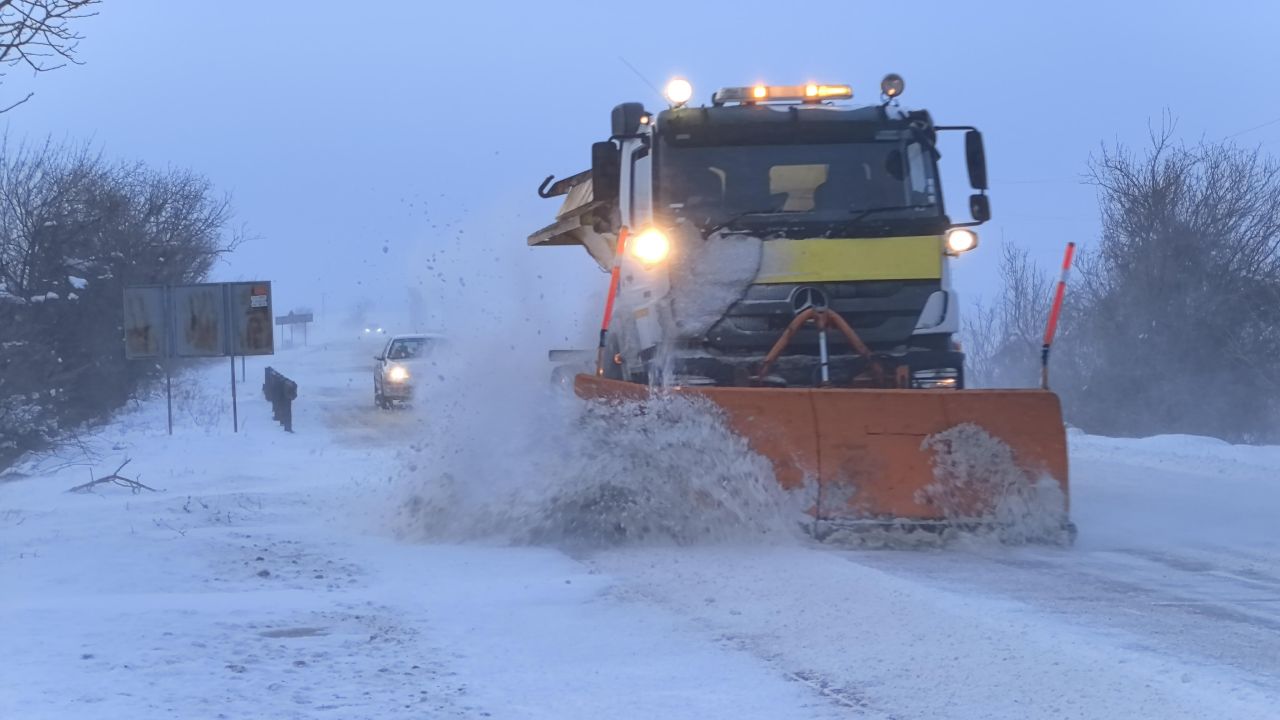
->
1041, 241, 1076, 390
596, 226, 629, 376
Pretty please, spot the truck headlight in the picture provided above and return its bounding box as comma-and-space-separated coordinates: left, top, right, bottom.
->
945, 228, 979, 255
629, 228, 671, 265
388, 365, 410, 383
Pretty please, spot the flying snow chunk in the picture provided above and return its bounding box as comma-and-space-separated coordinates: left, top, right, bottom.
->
68, 276, 88, 290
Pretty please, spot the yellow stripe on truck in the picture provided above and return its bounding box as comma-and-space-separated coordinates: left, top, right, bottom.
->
755, 235, 943, 284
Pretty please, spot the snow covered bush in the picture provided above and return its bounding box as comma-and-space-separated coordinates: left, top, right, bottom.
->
0, 139, 240, 467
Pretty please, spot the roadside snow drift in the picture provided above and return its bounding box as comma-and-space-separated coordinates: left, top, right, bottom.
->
3, 331, 1280, 719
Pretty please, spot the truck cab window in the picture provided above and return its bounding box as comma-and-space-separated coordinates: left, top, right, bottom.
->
907, 142, 938, 205
659, 139, 941, 231
770, 164, 828, 211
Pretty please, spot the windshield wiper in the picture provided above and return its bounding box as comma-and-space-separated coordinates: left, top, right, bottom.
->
702, 209, 778, 236
846, 203, 936, 223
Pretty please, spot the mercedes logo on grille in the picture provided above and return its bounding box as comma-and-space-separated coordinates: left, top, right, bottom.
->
790, 286, 828, 314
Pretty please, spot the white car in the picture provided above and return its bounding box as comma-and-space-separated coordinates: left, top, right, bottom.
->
373, 333, 442, 408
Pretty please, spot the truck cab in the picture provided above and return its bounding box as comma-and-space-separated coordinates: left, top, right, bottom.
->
531, 76, 990, 390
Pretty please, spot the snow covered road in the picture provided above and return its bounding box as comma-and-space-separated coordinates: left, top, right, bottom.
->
2, 338, 1278, 719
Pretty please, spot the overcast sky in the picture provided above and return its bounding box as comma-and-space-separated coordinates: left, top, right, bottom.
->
5, 0, 1279, 347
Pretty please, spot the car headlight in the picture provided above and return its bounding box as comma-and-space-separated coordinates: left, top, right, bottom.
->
388, 365, 410, 382
912, 368, 959, 389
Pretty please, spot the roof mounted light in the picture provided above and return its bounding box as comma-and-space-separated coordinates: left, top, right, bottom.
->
664, 77, 693, 107
712, 83, 852, 106
881, 73, 905, 99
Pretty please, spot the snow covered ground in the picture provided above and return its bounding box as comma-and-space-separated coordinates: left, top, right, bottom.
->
2, 336, 1278, 719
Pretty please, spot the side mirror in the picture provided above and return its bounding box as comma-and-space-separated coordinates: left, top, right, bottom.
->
591, 140, 620, 204
374, 355, 383, 362
965, 130, 988, 190
611, 102, 647, 137
969, 194, 991, 223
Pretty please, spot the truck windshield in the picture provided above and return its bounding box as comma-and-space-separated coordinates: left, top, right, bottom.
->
657, 140, 941, 230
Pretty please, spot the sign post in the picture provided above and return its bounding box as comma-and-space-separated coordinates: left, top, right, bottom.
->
231, 357, 239, 431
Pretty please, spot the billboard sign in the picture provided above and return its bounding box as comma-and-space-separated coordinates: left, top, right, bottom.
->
124, 281, 277, 359
170, 283, 227, 357
228, 281, 274, 356
122, 285, 167, 359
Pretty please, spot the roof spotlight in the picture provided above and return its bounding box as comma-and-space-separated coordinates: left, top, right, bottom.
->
664, 77, 693, 107
881, 73, 905, 99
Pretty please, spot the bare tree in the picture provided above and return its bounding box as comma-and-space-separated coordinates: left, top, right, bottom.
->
0, 138, 242, 468
1064, 120, 1280, 441
0, 0, 99, 112
963, 243, 1051, 388
971, 118, 1280, 442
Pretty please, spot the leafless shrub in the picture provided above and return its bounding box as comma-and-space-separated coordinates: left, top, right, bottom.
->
1062, 120, 1280, 441
0, 138, 242, 467
974, 117, 1280, 442
963, 243, 1051, 388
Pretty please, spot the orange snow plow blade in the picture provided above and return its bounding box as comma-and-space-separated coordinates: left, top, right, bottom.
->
575, 374, 1069, 531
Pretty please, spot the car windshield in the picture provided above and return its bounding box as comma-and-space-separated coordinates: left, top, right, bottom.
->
658, 139, 941, 229
387, 338, 430, 360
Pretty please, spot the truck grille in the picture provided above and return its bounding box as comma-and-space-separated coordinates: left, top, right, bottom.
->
705, 280, 938, 354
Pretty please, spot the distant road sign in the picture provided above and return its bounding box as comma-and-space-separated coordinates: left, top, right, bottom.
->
122, 285, 167, 359
275, 312, 313, 325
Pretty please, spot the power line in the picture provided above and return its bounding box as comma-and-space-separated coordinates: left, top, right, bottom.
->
997, 179, 1085, 185
617, 56, 663, 102
1227, 115, 1280, 139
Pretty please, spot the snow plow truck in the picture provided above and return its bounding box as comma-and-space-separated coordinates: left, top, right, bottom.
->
530, 75, 1072, 540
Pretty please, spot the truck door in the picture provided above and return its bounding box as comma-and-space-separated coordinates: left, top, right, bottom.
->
618, 137, 652, 229
629, 143, 653, 228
